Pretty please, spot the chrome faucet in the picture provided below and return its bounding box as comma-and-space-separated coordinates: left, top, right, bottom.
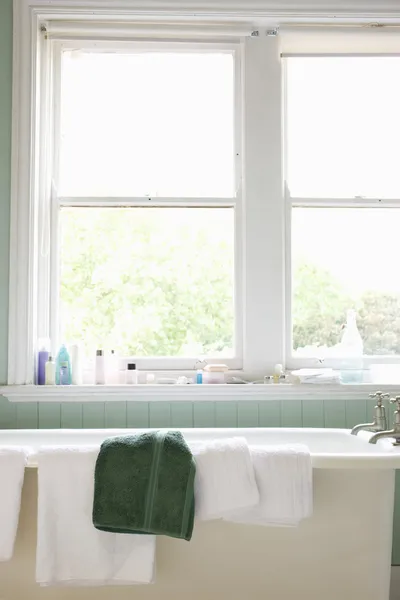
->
351, 391, 388, 435
369, 396, 400, 445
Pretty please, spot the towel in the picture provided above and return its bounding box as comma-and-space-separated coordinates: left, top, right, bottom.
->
193, 437, 259, 521
226, 443, 313, 527
93, 431, 196, 541
36, 446, 155, 586
0, 447, 28, 561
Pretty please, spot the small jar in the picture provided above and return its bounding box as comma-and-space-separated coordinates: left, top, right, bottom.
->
126, 363, 138, 384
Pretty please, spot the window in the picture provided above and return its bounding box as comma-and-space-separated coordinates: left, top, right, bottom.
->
60, 206, 235, 359
286, 55, 400, 363
13, 8, 282, 385
54, 44, 239, 368
13, 4, 399, 386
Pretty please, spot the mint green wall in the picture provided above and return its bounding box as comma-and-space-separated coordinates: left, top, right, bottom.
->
0, 0, 12, 385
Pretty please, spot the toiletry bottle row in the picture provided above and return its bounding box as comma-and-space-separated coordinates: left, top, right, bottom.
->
38, 342, 141, 385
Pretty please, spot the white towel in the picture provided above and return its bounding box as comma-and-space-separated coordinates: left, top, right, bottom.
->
226, 444, 313, 527
36, 446, 155, 586
193, 437, 259, 521
0, 447, 28, 561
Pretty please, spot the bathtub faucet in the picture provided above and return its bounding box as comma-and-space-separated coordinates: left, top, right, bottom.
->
369, 396, 400, 445
351, 391, 388, 436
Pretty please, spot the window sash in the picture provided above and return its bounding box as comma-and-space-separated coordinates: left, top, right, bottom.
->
44, 38, 244, 370
283, 54, 400, 366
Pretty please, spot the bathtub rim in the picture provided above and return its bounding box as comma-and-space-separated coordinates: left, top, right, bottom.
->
1, 427, 400, 470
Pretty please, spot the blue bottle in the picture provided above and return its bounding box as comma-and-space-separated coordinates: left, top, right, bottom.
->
55, 345, 72, 385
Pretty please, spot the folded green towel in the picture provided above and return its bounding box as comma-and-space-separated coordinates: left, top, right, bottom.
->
92, 430, 196, 541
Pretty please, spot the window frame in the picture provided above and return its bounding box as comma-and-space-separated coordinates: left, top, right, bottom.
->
49, 39, 243, 372
283, 54, 400, 369
10, 2, 283, 384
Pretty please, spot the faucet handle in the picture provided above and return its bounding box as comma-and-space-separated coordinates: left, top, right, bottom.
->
390, 396, 400, 410
369, 391, 390, 406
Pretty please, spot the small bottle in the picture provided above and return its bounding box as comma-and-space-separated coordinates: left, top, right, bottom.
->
196, 369, 203, 384
37, 338, 50, 385
126, 363, 138, 384
45, 356, 56, 385
55, 345, 72, 385
107, 350, 119, 384
95, 349, 105, 385
70, 344, 83, 385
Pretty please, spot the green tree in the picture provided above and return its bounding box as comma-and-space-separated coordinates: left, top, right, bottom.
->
60, 207, 234, 358
292, 263, 350, 349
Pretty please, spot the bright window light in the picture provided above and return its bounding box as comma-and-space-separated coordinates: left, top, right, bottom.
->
286, 57, 400, 199
60, 207, 235, 357
292, 207, 400, 355
59, 51, 235, 198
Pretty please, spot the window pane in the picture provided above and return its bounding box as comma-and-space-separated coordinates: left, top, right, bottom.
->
292, 208, 400, 356
59, 50, 235, 197
286, 57, 400, 198
60, 207, 234, 357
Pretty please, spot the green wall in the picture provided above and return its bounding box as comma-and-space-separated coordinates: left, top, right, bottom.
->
0, 0, 12, 385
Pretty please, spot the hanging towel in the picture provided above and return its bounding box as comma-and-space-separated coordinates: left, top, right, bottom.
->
0, 447, 28, 561
93, 431, 196, 541
226, 444, 313, 527
193, 437, 259, 521
36, 446, 155, 586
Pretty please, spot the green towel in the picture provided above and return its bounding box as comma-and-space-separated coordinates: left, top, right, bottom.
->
92, 430, 196, 541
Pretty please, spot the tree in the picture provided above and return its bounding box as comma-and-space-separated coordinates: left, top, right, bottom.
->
292, 262, 350, 350
60, 207, 234, 357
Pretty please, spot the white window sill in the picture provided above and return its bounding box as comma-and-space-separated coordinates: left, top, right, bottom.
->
1, 383, 399, 402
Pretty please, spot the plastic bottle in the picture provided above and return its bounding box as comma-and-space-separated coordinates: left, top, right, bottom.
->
95, 350, 105, 385
107, 350, 119, 384
45, 356, 56, 385
37, 338, 50, 385
340, 310, 364, 383
70, 344, 83, 385
55, 345, 72, 385
196, 369, 203, 384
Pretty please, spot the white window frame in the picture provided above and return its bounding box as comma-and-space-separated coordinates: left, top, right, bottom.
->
9, 1, 283, 384
49, 38, 243, 374
283, 52, 400, 370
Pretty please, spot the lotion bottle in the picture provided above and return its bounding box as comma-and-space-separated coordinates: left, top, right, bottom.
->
95, 349, 105, 385
45, 356, 56, 385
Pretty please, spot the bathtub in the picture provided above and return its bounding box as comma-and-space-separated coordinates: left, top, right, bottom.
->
0, 427, 399, 600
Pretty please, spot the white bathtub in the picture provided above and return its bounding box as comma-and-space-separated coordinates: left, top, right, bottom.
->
0, 427, 399, 600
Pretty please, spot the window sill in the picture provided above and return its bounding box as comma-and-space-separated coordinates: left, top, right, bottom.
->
1, 383, 399, 402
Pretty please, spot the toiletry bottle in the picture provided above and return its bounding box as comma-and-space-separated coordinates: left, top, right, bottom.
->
37, 338, 50, 385
126, 363, 138, 384
196, 369, 203, 384
45, 356, 56, 385
340, 309, 364, 383
70, 343, 83, 385
55, 345, 72, 385
95, 349, 105, 385
107, 350, 119, 384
